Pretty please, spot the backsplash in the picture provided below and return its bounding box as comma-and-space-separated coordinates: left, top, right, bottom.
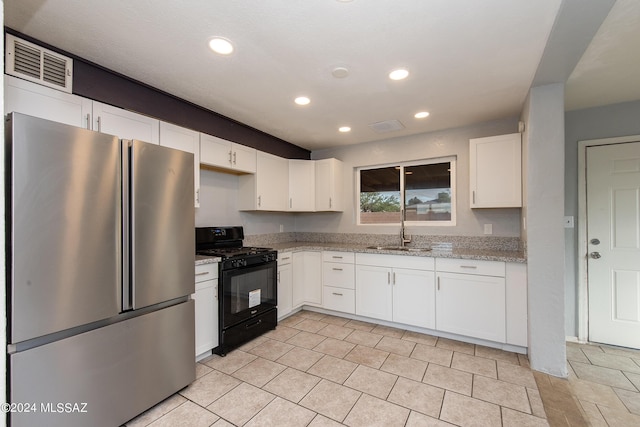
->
245, 232, 522, 252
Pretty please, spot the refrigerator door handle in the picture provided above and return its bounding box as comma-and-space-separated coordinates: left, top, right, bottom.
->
122, 140, 133, 311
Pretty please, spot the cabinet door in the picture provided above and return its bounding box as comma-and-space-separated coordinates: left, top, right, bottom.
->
93, 101, 160, 144
303, 251, 323, 305
4, 75, 92, 128
159, 122, 201, 207
470, 133, 521, 208
436, 272, 506, 342
355, 265, 392, 321
505, 263, 527, 347
292, 252, 305, 308
200, 133, 233, 169
289, 159, 316, 211
278, 263, 293, 319
315, 158, 343, 211
232, 143, 257, 173
194, 281, 217, 358
393, 268, 435, 329
241, 151, 288, 211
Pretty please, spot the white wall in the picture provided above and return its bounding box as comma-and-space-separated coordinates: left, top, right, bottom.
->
301, 117, 521, 237
522, 83, 567, 377
196, 169, 295, 235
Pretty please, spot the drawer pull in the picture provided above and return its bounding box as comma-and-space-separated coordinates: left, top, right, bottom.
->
332, 256, 343, 259
332, 268, 343, 271
332, 292, 343, 296
281, 256, 290, 261
195, 271, 210, 276
460, 265, 477, 269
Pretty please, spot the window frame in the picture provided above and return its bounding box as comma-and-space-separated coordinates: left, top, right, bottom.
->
356, 156, 457, 227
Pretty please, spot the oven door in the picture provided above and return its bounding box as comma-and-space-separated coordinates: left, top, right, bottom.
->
220, 261, 277, 329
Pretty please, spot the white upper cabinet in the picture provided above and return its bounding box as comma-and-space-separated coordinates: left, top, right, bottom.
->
238, 151, 288, 211
315, 158, 343, 212
288, 159, 316, 211
469, 133, 522, 208
200, 133, 256, 174
159, 122, 201, 207
92, 102, 160, 144
4, 75, 92, 128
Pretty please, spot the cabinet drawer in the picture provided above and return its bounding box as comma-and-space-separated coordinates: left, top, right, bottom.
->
195, 279, 216, 292
323, 286, 355, 314
436, 258, 505, 277
323, 262, 355, 289
356, 253, 435, 270
323, 251, 355, 264
195, 263, 218, 283
278, 251, 293, 265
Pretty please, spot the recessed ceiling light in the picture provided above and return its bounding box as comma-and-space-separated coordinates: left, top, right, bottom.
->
389, 68, 409, 80
331, 67, 350, 78
208, 37, 234, 55
339, 126, 351, 133
294, 96, 311, 106
414, 111, 430, 118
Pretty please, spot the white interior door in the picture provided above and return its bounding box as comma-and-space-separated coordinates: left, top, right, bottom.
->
587, 141, 640, 349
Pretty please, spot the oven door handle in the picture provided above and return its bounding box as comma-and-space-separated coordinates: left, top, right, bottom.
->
245, 319, 263, 329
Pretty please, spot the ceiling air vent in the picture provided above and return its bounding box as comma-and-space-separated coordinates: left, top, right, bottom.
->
368, 119, 405, 134
5, 34, 73, 93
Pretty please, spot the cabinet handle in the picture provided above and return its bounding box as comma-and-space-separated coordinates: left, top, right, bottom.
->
278, 271, 281, 283
290, 198, 292, 208
228, 150, 233, 165
329, 197, 332, 208
332, 292, 343, 296
393, 272, 396, 285
437, 276, 440, 290
86, 113, 91, 130
332, 256, 343, 259
460, 265, 478, 269
195, 271, 210, 276
332, 268, 343, 271
387, 272, 391, 284
258, 195, 261, 207
281, 256, 290, 261
97, 116, 102, 132
472, 191, 476, 204
196, 188, 200, 205
233, 151, 237, 165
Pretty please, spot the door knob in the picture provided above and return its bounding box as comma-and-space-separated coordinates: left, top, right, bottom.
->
590, 252, 601, 259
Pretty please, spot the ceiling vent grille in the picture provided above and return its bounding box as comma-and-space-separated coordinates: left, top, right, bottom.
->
368, 119, 405, 134
5, 34, 73, 93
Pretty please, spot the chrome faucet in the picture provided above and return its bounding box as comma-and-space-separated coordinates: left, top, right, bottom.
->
400, 209, 411, 247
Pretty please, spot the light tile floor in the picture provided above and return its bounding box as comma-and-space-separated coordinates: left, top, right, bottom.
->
123, 310, 640, 426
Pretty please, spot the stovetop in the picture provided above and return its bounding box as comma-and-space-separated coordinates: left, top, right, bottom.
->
196, 246, 273, 259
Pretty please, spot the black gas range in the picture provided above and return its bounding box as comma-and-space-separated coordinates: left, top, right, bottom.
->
196, 226, 277, 356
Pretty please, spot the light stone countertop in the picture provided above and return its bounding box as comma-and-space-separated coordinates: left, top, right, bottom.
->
195, 255, 221, 266
268, 241, 526, 263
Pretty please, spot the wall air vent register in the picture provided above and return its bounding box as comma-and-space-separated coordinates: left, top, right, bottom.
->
5, 34, 73, 93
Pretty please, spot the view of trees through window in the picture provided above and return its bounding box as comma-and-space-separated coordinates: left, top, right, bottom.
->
359, 160, 454, 225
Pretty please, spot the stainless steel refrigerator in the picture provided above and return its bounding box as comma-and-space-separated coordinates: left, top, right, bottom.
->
5, 113, 196, 427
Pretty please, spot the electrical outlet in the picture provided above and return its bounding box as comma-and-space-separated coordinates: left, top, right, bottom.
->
484, 224, 493, 235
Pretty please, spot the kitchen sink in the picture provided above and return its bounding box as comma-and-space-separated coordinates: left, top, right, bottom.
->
366, 246, 432, 252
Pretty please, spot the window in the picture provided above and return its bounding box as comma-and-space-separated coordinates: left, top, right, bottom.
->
358, 157, 456, 225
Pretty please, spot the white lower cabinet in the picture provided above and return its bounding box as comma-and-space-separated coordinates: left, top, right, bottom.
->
355, 254, 435, 329
506, 263, 528, 346
323, 287, 356, 313
435, 258, 506, 343
293, 251, 322, 307
193, 263, 218, 359
277, 252, 293, 319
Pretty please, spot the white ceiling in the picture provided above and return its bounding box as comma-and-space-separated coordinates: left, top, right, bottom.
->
4, 0, 638, 152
